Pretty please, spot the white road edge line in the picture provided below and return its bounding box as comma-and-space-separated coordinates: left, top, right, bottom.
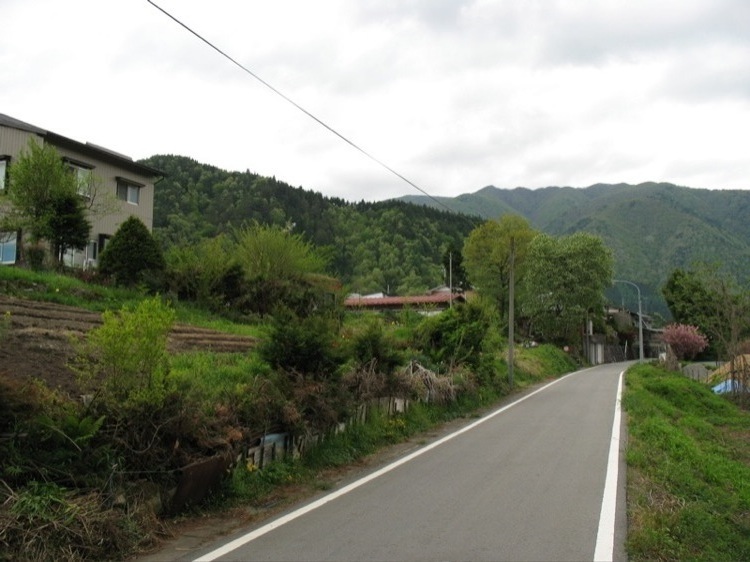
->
194, 367, 595, 562
593, 369, 625, 562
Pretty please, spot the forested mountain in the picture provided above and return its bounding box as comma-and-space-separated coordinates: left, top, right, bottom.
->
401, 183, 750, 316
142, 154, 749, 317
141, 155, 481, 295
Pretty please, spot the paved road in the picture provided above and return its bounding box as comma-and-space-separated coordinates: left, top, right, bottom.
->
188, 362, 628, 562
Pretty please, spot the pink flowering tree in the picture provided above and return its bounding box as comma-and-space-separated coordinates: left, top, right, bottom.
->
662, 323, 709, 361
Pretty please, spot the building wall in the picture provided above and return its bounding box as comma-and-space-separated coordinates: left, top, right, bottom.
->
0, 126, 36, 158
0, 123, 159, 267
52, 145, 156, 233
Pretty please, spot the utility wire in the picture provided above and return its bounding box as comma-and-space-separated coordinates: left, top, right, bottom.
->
146, 0, 452, 211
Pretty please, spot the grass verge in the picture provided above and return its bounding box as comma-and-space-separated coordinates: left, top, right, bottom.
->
624, 363, 750, 561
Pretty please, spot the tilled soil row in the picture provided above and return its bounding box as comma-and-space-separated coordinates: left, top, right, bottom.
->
0, 295, 257, 353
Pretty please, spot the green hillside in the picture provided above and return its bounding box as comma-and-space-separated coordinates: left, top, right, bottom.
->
401, 182, 750, 316
142, 155, 481, 296
143, 154, 749, 317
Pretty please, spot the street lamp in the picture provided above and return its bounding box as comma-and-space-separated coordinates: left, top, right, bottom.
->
614, 279, 644, 362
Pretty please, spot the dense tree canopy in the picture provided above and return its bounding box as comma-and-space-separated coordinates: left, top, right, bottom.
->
442, 243, 469, 292
143, 155, 480, 296
522, 232, 613, 344
662, 268, 717, 328
663, 265, 750, 359
463, 214, 537, 317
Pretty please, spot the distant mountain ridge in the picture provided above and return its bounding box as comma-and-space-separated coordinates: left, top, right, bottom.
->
399, 182, 750, 316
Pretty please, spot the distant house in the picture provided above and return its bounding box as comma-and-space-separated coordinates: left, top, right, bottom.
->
0, 113, 163, 267
344, 289, 466, 315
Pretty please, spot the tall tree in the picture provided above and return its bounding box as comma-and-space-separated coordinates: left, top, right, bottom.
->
662, 268, 717, 327
522, 232, 613, 345
463, 214, 537, 318
5, 138, 80, 264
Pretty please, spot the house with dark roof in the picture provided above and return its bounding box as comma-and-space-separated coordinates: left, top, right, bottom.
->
0, 113, 163, 266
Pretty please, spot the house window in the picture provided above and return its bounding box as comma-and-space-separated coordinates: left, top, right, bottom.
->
0, 156, 9, 192
0, 231, 17, 264
65, 159, 93, 198
116, 178, 142, 205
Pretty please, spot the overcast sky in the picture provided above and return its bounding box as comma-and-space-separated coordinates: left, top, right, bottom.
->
2, 0, 749, 202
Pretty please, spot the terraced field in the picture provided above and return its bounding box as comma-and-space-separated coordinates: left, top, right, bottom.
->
0, 295, 256, 395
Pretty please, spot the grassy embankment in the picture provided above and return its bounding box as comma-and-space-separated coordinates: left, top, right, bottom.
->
625, 362, 750, 561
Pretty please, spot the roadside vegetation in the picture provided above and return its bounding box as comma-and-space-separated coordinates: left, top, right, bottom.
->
624, 363, 750, 561
0, 265, 577, 562
5, 137, 750, 562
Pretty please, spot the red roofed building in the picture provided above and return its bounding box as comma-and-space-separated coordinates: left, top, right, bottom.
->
344, 290, 466, 314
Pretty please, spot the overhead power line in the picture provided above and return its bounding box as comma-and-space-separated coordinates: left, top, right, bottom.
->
146, 0, 452, 210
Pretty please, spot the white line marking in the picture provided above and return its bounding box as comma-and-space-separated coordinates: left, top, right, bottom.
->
593, 369, 624, 562
194, 367, 596, 562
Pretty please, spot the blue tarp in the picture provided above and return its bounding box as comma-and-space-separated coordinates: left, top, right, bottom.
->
712, 379, 746, 394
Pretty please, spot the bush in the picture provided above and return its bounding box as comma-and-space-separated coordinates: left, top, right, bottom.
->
98, 217, 165, 288
75, 297, 175, 410
348, 318, 403, 375
413, 301, 498, 371
259, 310, 349, 432
164, 236, 244, 310
259, 310, 344, 378
24, 244, 47, 271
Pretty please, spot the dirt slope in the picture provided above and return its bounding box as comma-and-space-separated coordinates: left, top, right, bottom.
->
0, 295, 257, 396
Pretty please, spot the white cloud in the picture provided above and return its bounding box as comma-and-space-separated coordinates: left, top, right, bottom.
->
2, 0, 749, 201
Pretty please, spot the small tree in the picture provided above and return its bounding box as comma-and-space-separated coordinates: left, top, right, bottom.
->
99, 216, 165, 287
662, 323, 709, 361
47, 191, 91, 265
5, 138, 80, 265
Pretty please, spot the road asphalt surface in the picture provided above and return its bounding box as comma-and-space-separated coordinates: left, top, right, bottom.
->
159, 362, 629, 562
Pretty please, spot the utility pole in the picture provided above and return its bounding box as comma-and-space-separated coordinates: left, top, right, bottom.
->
508, 237, 515, 388
449, 251, 453, 308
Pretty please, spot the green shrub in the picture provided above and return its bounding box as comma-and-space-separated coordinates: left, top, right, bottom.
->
74, 297, 175, 410
259, 310, 344, 378
25, 244, 47, 271
413, 301, 497, 371
164, 236, 244, 310
348, 318, 403, 375
98, 216, 165, 288
259, 310, 350, 432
